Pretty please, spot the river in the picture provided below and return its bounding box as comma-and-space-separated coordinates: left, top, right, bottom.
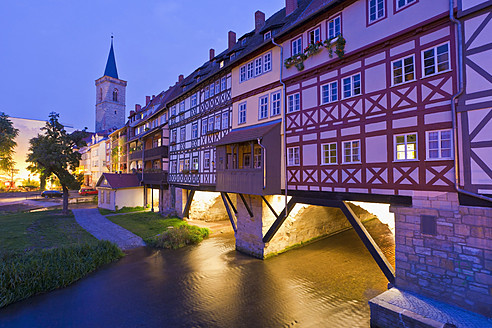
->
0, 219, 394, 328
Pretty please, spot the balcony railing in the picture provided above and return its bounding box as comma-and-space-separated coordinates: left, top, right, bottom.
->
142, 170, 168, 185
129, 150, 142, 161
144, 146, 168, 159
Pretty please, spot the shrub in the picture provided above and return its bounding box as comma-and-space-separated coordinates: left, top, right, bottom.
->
147, 225, 210, 249
0, 241, 123, 308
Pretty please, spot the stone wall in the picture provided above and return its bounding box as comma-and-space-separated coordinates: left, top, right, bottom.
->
188, 192, 234, 222
235, 195, 376, 258
391, 192, 492, 317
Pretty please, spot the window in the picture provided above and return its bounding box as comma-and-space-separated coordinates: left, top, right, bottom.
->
422, 43, 450, 77
171, 106, 176, 117
239, 102, 247, 124
292, 37, 302, 55
215, 82, 220, 94
271, 92, 281, 116
192, 157, 199, 170
264, 53, 272, 72
192, 122, 198, 139
395, 133, 417, 160
322, 143, 337, 164
328, 16, 341, 39
240, 66, 247, 83
259, 96, 268, 119
321, 81, 338, 104
179, 101, 185, 113
205, 86, 210, 99
208, 117, 214, 132
221, 77, 227, 91
343, 140, 361, 163
179, 160, 184, 172
264, 31, 271, 40
202, 120, 207, 135
171, 130, 177, 143
247, 62, 254, 79
309, 27, 321, 44
392, 55, 415, 85
254, 147, 262, 168
184, 158, 190, 170
287, 93, 300, 113
342, 73, 362, 98
220, 60, 224, 68
171, 161, 177, 173
209, 83, 215, 97
243, 153, 251, 168
427, 130, 452, 159
221, 112, 229, 129
287, 147, 300, 166
396, 0, 416, 10
204, 152, 210, 169
180, 127, 186, 142
215, 114, 221, 130
368, 0, 385, 23
113, 89, 118, 102
255, 57, 263, 76
191, 93, 197, 107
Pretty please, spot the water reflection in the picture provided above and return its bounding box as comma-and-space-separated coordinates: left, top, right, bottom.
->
0, 219, 393, 328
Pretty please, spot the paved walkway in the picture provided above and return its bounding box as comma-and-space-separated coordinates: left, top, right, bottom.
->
72, 208, 145, 250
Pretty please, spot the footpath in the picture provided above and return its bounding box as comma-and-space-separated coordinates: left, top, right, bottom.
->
72, 208, 145, 250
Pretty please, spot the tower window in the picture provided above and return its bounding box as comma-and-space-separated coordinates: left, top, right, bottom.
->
99, 88, 102, 101
113, 89, 118, 102
114, 111, 117, 114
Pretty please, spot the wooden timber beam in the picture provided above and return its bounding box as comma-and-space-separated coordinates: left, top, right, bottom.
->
261, 195, 279, 219
338, 201, 395, 284
182, 190, 195, 218
224, 192, 238, 214
262, 197, 297, 243
238, 193, 253, 218
221, 192, 237, 233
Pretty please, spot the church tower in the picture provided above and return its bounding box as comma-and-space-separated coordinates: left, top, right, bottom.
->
95, 37, 127, 133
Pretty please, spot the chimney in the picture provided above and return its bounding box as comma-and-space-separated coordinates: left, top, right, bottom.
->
209, 48, 215, 61
146, 96, 151, 105
255, 11, 265, 33
228, 31, 236, 50
130, 110, 135, 116
135, 104, 141, 111
178, 74, 184, 83
286, 0, 298, 16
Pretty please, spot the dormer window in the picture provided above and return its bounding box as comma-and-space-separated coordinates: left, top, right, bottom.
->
113, 89, 118, 102
241, 38, 247, 46
230, 53, 236, 60
264, 31, 271, 40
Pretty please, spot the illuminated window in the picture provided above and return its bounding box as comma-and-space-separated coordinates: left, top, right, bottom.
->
254, 147, 262, 168
322, 143, 337, 164
395, 133, 417, 161
343, 140, 361, 163
192, 157, 199, 170
214, 114, 221, 130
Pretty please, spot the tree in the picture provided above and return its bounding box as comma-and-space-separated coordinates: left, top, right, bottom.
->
0, 112, 19, 174
27, 112, 88, 214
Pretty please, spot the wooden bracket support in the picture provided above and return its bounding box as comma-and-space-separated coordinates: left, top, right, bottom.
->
262, 197, 297, 243
224, 192, 238, 214
238, 193, 254, 218
261, 195, 279, 219
221, 192, 237, 233
182, 190, 195, 218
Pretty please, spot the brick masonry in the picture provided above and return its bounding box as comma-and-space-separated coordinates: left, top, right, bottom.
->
391, 192, 492, 317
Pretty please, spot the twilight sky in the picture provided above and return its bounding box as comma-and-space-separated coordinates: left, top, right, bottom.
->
0, 0, 284, 131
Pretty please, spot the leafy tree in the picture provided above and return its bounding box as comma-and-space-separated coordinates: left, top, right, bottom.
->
27, 112, 88, 214
0, 112, 19, 174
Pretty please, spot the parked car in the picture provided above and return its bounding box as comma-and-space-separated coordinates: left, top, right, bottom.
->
41, 190, 63, 198
79, 188, 98, 196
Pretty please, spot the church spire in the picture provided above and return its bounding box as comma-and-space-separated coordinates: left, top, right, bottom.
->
104, 36, 119, 79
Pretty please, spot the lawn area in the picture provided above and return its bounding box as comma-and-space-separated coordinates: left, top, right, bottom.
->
107, 212, 210, 249
0, 210, 123, 308
0, 210, 96, 253
106, 212, 186, 239
98, 206, 146, 216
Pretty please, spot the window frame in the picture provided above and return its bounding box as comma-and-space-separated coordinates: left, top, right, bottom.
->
287, 93, 300, 113
291, 37, 303, 56
191, 122, 198, 139
287, 147, 300, 166
321, 142, 337, 165
342, 140, 361, 164
308, 26, 321, 44
321, 81, 338, 104
254, 57, 263, 76
222, 111, 229, 129
367, 0, 386, 25
342, 73, 362, 99
394, 133, 418, 161
421, 42, 451, 78
263, 52, 272, 72
259, 95, 269, 120
327, 15, 342, 39
238, 102, 247, 125
264, 31, 271, 40
221, 77, 227, 91
391, 54, 416, 86
271, 91, 281, 117
394, 0, 417, 13
426, 129, 453, 160
191, 93, 197, 107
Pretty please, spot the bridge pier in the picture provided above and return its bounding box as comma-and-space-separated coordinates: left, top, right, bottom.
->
370, 191, 492, 323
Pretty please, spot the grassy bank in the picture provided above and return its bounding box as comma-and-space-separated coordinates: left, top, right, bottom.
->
0, 241, 123, 308
98, 206, 146, 216
107, 212, 210, 249
0, 210, 123, 308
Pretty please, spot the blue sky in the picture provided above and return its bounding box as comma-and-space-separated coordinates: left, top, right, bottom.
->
0, 0, 284, 131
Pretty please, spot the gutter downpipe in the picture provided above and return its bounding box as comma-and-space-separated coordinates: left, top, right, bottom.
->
449, 0, 492, 203
257, 138, 267, 189
272, 37, 289, 212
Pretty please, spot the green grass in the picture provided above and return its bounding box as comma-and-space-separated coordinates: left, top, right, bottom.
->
0, 210, 97, 253
0, 210, 123, 308
98, 206, 146, 216
107, 212, 210, 249
0, 241, 123, 308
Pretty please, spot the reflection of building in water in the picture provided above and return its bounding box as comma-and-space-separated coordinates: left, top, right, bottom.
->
0, 117, 74, 189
